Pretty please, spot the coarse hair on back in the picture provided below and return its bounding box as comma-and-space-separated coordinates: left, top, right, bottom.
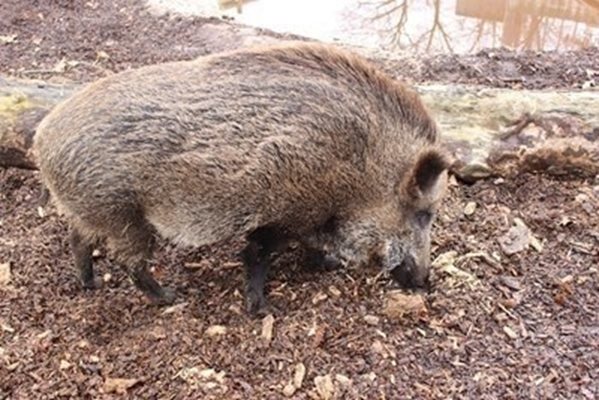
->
207, 41, 439, 143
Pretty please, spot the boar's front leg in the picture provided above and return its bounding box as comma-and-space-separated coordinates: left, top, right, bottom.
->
241, 226, 287, 316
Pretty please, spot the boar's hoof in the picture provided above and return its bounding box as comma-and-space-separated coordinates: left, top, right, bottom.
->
147, 287, 177, 306
246, 289, 271, 317
81, 276, 103, 290
321, 254, 343, 271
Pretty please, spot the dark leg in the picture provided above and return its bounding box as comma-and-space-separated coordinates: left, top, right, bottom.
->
241, 227, 287, 316
302, 247, 343, 272
128, 260, 176, 305
110, 215, 176, 305
241, 240, 269, 316
69, 228, 99, 289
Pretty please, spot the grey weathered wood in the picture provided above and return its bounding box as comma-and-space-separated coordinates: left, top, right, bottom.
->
418, 84, 599, 180
0, 77, 77, 169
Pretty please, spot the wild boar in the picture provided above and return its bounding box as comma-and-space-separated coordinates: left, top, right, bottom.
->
33, 42, 449, 315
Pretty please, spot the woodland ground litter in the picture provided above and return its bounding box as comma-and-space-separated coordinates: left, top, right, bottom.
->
0, 0, 598, 398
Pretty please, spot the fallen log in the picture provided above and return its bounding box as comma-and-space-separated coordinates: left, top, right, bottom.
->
418, 84, 599, 181
0, 77, 77, 169
1, 76, 598, 181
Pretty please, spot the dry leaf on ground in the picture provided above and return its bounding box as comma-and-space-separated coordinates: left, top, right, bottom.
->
103, 378, 139, 394
499, 218, 543, 255
294, 362, 306, 389
261, 314, 275, 342
464, 201, 477, 215
314, 374, 335, 400
205, 325, 227, 337
383, 291, 427, 320
0, 263, 11, 286
0, 34, 17, 44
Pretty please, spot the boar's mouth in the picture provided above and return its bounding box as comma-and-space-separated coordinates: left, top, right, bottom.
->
388, 255, 430, 290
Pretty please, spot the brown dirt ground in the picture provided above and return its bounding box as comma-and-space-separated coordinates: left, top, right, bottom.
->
1, 1, 598, 399
1, 0, 598, 89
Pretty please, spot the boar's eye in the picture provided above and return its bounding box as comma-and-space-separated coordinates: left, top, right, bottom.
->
415, 210, 433, 227
321, 215, 340, 234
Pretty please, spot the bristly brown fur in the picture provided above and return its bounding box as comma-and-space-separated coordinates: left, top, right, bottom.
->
222, 42, 439, 143
33, 41, 448, 302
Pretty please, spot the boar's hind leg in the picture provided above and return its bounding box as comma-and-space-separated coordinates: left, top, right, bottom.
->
129, 260, 176, 305
69, 228, 98, 289
241, 227, 287, 316
110, 215, 176, 305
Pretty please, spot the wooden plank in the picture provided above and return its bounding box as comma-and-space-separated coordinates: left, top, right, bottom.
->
456, 0, 599, 26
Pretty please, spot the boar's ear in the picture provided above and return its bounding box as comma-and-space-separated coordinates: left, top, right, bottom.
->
406, 150, 450, 199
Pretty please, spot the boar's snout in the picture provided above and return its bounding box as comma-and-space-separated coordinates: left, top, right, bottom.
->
389, 254, 430, 290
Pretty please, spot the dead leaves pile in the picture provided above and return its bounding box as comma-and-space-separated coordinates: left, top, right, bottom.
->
498, 217, 543, 255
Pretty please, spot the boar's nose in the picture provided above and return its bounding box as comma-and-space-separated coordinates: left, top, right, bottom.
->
389, 255, 430, 290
